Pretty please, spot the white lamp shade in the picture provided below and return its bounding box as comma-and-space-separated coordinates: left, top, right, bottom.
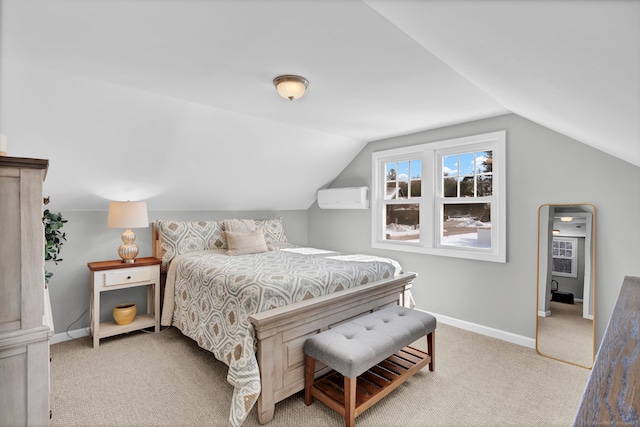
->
107, 201, 149, 229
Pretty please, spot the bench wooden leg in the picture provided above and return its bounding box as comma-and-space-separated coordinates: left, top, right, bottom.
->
304, 355, 316, 406
427, 331, 435, 371
344, 376, 357, 427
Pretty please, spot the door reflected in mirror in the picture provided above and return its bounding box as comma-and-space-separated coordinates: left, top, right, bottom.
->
536, 204, 595, 368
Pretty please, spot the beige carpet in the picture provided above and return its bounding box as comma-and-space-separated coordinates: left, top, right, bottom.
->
537, 301, 594, 368
50, 324, 590, 427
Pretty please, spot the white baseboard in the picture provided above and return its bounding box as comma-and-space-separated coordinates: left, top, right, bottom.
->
418, 309, 536, 349
52, 314, 537, 350
51, 328, 90, 345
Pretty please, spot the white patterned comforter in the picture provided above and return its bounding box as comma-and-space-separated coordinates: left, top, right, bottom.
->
160, 247, 401, 427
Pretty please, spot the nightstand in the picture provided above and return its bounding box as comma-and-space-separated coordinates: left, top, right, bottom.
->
88, 257, 161, 348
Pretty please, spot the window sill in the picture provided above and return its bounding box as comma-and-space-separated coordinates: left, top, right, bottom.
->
372, 240, 506, 263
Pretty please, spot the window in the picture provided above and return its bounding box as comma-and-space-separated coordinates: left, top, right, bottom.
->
552, 237, 577, 277
383, 159, 421, 242
439, 149, 494, 250
372, 131, 506, 262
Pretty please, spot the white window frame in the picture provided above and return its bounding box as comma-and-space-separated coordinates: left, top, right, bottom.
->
551, 237, 578, 278
371, 131, 506, 263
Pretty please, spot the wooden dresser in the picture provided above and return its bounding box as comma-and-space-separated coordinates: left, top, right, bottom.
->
573, 275, 640, 426
0, 156, 53, 426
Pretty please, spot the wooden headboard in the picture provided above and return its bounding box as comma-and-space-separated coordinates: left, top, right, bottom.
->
151, 222, 163, 262
151, 222, 168, 309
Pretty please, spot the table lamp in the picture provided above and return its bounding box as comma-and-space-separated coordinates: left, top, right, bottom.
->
107, 201, 149, 263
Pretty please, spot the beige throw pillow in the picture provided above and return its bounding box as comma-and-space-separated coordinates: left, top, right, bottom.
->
225, 228, 270, 256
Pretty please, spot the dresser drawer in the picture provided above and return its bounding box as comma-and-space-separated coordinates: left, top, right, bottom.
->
104, 267, 152, 287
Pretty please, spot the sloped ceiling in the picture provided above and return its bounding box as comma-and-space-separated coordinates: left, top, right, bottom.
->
0, 0, 637, 211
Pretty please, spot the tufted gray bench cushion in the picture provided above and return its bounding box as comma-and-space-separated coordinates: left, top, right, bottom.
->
304, 305, 436, 378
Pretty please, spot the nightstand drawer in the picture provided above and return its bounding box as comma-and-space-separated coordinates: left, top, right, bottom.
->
104, 267, 152, 286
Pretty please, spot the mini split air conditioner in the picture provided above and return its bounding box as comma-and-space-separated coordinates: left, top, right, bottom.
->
317, 186, 369, 209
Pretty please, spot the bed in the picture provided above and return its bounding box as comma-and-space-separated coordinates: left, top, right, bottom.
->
152, 218, 416, 426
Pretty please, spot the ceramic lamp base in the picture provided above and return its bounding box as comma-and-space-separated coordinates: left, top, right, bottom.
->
118, 228, 139, 263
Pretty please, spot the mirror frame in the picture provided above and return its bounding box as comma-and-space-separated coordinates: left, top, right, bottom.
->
535, 203, 596, 368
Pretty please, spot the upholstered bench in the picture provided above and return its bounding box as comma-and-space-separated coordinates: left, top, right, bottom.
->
304, 305, 436, 427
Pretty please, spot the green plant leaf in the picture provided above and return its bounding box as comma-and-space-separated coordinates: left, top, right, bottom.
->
43, 209, 68, 283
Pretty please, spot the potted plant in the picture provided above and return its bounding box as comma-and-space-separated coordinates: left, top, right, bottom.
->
43, 208, 67, 284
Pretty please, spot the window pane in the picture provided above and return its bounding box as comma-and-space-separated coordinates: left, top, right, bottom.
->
441, 203, 491, 248
553, 258, 572, 274
393, 161, 407, 199
411, 180, 421, 197
386, 163, 397, 181
459, 152, 474, 175
443, 155, 458, 176
385, 204, 420, 242
410, 159, 422, 179
476, 151, 493, 173
460, 176, 474, 197
477, 175, 493, 196
386, 182, 397, 199
444, 177, 457, 197
409, 159, 422, 198
397, 161, 409, 182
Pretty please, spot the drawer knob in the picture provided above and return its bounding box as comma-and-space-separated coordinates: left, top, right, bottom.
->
127, 276, 132, 279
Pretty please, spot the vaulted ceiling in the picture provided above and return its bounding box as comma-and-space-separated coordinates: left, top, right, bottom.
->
1, 0, 637, 211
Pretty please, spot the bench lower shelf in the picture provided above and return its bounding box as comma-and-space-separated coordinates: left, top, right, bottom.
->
309, 345, 431, 423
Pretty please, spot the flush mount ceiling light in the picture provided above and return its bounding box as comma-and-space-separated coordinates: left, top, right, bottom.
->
273, 75, 309, 101
560, 216, 573, 222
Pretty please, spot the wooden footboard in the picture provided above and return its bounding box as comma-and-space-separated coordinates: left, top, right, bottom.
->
249, 272, 416, 424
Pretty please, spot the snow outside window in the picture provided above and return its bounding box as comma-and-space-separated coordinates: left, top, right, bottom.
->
371, 131, 506, 263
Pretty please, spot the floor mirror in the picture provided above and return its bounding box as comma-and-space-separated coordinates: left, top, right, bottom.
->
536, 203, 596, 368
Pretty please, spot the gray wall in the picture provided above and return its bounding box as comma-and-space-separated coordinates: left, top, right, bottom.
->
307, 114, 640, 346
46, 210, 307, 335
